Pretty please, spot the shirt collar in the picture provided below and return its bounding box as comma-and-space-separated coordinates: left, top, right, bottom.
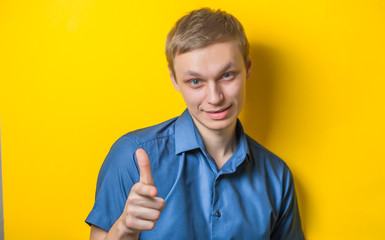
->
175, 109, 250, 163
234, 120, 251, 163
175, 109, 201, 154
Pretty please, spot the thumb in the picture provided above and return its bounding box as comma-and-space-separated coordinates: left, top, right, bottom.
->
136, 148, 154, 185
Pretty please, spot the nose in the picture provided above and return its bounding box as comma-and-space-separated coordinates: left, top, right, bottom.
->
206, 81, 224, 105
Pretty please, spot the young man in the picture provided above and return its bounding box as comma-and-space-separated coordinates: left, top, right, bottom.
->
87, 8, 304, 240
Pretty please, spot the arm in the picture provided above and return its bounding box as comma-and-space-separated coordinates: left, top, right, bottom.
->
271, 167, 304, 240
89, 225, 107, 240
89, 221, 137, 240
89, 149, 165, 240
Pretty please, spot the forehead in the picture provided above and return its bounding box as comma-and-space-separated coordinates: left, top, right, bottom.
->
173, 41, 244, 77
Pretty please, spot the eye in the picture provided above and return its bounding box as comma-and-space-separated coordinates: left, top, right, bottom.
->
223, 72, 233, 79
190, 79, 200, 85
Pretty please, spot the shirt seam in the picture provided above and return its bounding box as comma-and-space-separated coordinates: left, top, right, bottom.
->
131, 131, 176, 147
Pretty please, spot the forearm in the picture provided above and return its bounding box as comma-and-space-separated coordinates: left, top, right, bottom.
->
90, 149, 163, 240
90, 218, 139, 240
104, 217, 139, 240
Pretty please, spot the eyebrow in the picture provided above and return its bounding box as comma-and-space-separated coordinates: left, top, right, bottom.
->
183, 62, 236, 78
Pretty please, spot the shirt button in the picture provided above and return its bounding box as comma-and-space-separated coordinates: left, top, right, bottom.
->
215, 210, 221, 217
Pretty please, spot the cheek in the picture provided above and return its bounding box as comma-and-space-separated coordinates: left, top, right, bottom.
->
227, 80, 245, 101
180, 88, 204, 107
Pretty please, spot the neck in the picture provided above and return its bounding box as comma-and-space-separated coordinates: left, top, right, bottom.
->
193, 119, 238, 170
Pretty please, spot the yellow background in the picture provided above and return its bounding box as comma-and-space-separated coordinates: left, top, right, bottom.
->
1, 0, 384, 239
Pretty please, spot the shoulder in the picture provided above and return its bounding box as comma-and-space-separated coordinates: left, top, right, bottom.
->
245, 134, 288, 169
244, 134, 293, 187
101, 116, 178, 170
244, 135, 299, 219
119, 116, 177, 146
111, 116, 177, 150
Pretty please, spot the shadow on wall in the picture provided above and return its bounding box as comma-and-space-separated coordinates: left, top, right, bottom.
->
242, 43, 308, 233
242, 43, 279, 143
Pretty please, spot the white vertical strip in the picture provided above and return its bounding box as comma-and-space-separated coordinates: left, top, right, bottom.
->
0, 124, 4, 240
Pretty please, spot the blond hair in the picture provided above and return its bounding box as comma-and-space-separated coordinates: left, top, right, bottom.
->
166, 8, 250, 76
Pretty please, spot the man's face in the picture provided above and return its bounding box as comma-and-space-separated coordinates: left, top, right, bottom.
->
170, 40, 251, 134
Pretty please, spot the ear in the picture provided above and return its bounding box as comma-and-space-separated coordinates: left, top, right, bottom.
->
169, 65, 180, 92
246, 57, 252, 80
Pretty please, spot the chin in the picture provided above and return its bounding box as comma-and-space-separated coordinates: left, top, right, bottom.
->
202, 117, 237, 132
190, 108, 239, 132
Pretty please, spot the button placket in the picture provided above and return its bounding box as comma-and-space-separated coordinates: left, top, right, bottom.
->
211, 174, 224, 240
215, 210, 221, 217
212, 176, 220, 218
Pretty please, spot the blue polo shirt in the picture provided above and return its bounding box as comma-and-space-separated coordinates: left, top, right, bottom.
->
86, 109, 304, 239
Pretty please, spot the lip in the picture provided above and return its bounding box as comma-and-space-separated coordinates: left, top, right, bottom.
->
205, 105, 232, 120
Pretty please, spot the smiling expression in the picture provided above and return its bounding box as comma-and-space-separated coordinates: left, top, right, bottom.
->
170, 40, 251, 134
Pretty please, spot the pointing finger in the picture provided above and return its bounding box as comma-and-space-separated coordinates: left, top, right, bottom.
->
136, 148, 154, 186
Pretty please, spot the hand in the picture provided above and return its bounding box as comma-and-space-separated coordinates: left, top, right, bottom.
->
119, 148, 165, 237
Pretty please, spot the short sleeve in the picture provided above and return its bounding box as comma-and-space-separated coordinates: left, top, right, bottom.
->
271, 166, 305, 240
85, 135, 141, 232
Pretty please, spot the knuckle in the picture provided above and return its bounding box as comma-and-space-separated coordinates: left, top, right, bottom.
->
135, 183, 151, 196
154, 211, 161, 220
146, 221, 156, 231
125, 216, 136, 229
145, 185, 156, 195
158, 199, 166, 210
126, 196, 137, 205
149, 186, 158, 196
126, 206, 139, 217
131, 183, 141, 192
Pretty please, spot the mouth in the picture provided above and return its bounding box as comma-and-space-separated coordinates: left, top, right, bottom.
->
206, 106, 231, 113
205, 105, 232, 119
